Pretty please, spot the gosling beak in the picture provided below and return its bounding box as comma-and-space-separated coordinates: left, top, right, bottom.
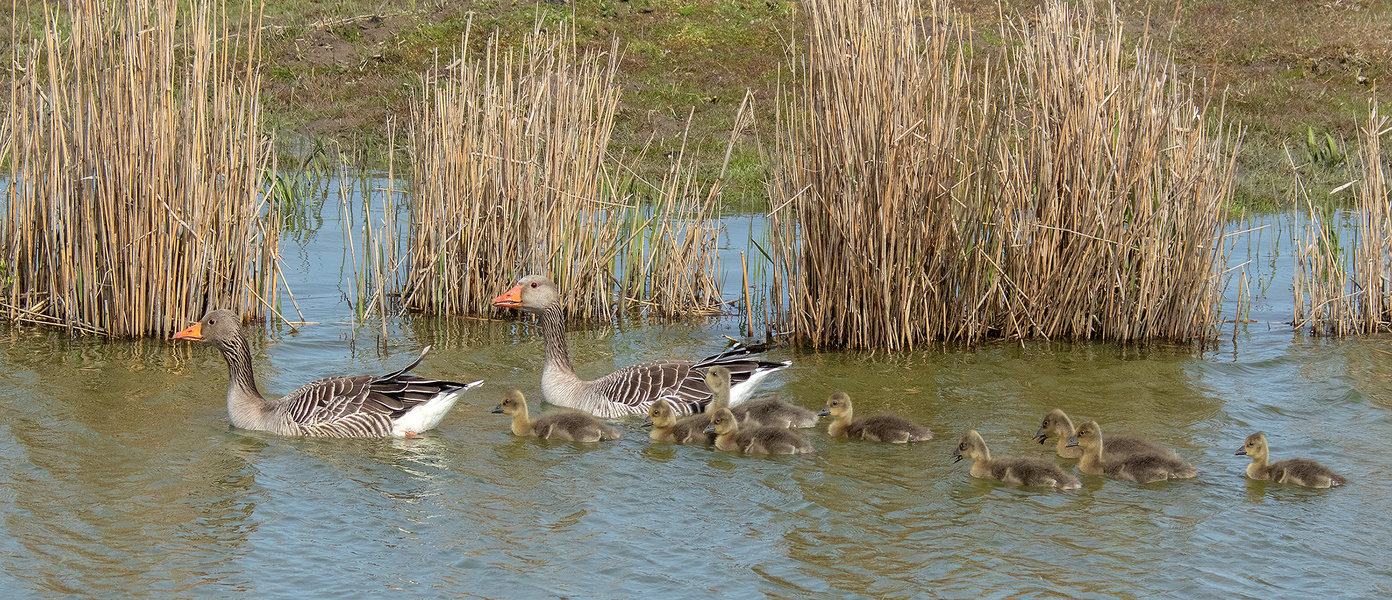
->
816, 406, 830, 417
951, 449, 963, 463
642, 417, 653, 428
173, 321, 203, 341
1033, 429, 1048, 444
1064, 436, 1079, 448
492, 285, 523, 308
703, 423, 716, 434
490, 404, 504, 414
1235, 446, 1247, 456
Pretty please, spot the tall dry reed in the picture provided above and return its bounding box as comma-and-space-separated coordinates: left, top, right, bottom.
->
1294, 96, 1392, 334
768, 0, 1237, 349
0, 0, 279, 336
405, 19, 720, 320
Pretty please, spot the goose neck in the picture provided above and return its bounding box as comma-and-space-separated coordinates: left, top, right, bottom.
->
539, 305, 576, 375
217, 335, 272, 428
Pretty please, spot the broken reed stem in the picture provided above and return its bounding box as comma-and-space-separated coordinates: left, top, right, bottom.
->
1294, 94, 1392, 334
768, 0, 1236, 350
405, 18, 720, 320
0, 0, 279, 337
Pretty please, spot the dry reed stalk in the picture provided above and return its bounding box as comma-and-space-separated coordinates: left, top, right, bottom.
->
768, 0, 1236, 349
405, 19, 720, 319
0, 0, 278, 337
1294, 96, 1392, 334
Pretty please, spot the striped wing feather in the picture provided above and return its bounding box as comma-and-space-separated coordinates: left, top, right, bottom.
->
274, 348, 470, 437
594, 347, 790, 416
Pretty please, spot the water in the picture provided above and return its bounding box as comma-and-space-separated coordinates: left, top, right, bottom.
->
1, 201, 1389, 598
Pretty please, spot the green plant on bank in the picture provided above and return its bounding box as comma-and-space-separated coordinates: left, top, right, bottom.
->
0, 0, 282, 337
1305, 126, 1346, 170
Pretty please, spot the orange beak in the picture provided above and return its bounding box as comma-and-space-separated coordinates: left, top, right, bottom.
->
173, 321, 204, 341
492, 285, 523, 308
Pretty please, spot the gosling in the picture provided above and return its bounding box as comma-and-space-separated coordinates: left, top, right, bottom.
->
818, 392, 932, 443
1237, 432, 1345, 488
492, 389, 621, 442
1066, 420, 1195, 483
705, 366, 818, 429
704, 407, 814, 455
646, 398, 714, 445
1033, 408, 1172, 460
951, 430, 1080, 490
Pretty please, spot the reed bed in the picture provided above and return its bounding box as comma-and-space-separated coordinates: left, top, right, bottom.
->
405, 20, 720, 320
0, 0, 279, 337
1294, 97, 1392, 334
767, 0, 1237, 349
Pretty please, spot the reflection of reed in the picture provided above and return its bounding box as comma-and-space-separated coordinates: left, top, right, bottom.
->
0, 0, 278, 337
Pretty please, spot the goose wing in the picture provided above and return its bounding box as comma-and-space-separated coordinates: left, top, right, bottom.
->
592, 345, 790, 415
276, 347, 474, 430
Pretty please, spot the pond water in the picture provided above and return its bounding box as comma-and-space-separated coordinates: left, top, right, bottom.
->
0, 197, 1389, 599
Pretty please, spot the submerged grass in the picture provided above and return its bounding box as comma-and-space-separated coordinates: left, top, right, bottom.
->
0, 0, 281, 337
404, 18, 720, 320
768, 0, 1237, 350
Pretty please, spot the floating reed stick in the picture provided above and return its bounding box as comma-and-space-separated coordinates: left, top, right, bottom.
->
405, 18, 720, 320
0, 0, 278, 337
768, 0, 1237, 349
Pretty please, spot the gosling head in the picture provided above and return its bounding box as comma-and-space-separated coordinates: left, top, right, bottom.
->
816, 391, 853, 418
704, 366, 732, 395
490, 389, 528, 416
646, 398, 678, 428
1236, 431, 1269, 461
1065, 420, 1102, 450
951, 430, 990, 463
491, 275, 561, 315
703, 407, 738, 436
1034, 408, 1073, 444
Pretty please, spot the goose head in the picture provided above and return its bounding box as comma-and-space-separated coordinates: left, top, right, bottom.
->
492, 275, 561, 315
1065, 420, 1102, 451
1034, 408, 1074, 444
173, 308, 245, 350
1236, 431, 1269, 461
646, 398, 678, 428
952, 429, 990, 463
703, 407, 739, 436
491, 389, 529, 417
817, 391, 853, 418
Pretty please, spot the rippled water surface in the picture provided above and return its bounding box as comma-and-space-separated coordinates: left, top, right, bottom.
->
1, 206, 1390, 599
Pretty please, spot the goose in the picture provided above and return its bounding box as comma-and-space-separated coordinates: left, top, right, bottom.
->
645, 398, 713, 445
704, 407, 814, 455
492, 389, 621, 442
1066, 420, 1196, 483
492, 275, 790, 418
704, 365, 817, 429
1032, 408, 1172, 459
818, 391, 932, 443
173, 309, 481, 438
951, 430, 1080, 489
1237, 432, 1345, 488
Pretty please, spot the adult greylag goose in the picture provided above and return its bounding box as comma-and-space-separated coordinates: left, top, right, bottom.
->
818, 391, 932, 443
492, 389, 621, 442
704, 407, 814, 455
1066, 421, 1197, 483
1032, 408, 1171, 459
174, 309, 481, 438
951, 430, 1080, 490
1237, 432, 1345, 488
492, 275, 790, 419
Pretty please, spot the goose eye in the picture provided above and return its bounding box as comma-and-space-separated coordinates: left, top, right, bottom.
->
530, 282, 538, 288
208, 319, 216, 325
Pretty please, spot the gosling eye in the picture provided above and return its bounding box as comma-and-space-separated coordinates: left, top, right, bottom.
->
958, 443, 966, 450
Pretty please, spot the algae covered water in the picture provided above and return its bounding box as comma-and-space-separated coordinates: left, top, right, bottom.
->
0, 201, 1388, 598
